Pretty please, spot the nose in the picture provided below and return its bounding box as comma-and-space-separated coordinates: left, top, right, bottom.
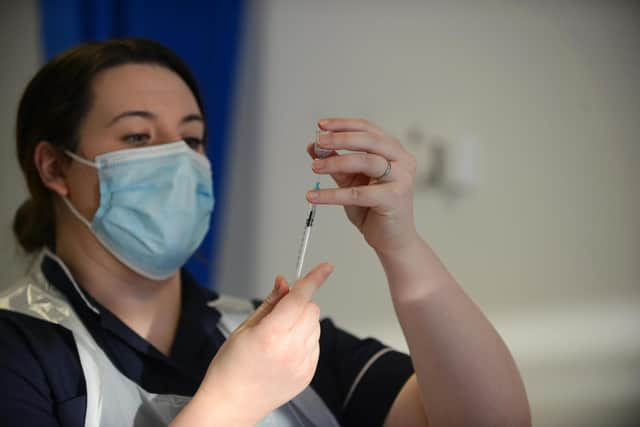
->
153, 128, 183, 146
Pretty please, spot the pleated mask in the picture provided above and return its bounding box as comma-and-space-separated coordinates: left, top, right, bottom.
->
63, 141, 214, 280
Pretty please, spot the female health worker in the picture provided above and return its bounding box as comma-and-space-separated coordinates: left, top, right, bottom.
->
0, 38, 531, 427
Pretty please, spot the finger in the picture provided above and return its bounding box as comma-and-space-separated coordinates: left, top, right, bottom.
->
318, 118, 385, 136
306, 143, 359, 188
263, 263, 333, 330
307, 184, 391, 207
312, 141, 334, 159
288, 263, 333, 304
244, 275, 289, 327
312, 152, 390, 180
317, 131, 402, 161
306, 142, 338, 161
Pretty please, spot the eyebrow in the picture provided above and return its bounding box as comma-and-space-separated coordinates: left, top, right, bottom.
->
107, 110, 204, 127
181, 114, 204, 124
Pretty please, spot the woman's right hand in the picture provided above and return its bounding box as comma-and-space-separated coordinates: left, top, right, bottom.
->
173, 263, 334, 427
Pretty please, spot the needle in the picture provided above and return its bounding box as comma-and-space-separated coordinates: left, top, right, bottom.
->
295, 182, 319, 280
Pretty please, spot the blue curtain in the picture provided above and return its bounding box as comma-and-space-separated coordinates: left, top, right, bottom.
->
39, 0, 245, 288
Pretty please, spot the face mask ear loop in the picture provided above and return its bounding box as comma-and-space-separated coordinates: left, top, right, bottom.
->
65, 150, 99, 168
62, 196, 95, 230
62, 150, 99, 229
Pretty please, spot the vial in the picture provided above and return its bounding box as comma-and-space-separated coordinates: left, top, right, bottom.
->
314, 130, 333, 158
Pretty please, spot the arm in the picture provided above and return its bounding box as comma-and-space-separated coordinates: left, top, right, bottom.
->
308, 118, 531, 427
379, 236, 530, 427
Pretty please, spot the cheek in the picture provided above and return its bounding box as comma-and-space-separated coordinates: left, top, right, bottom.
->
67, 166, 101, 219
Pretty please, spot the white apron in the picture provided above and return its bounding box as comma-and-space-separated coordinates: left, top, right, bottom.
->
0, 250, 340, 427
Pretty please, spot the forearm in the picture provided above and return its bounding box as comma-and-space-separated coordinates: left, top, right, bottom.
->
377, 236, 531, 427
170, 385, 257, 427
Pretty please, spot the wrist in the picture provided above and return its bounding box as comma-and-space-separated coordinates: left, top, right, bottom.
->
376, 234, 455, 303
172, 383, 259, 427
373, 229, 422, 259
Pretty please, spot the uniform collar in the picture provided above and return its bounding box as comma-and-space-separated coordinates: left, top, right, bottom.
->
39, 249, 223, 367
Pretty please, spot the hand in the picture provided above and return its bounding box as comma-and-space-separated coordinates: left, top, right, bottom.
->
307, 118, 418, 254
193, 263, 333, 426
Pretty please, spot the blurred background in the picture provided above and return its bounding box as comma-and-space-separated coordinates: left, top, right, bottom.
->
1, 1, 639, 425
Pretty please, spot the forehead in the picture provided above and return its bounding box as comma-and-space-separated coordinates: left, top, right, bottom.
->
88, 63, 200, 118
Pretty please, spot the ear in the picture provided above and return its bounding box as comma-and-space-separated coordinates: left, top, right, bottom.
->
34, 141, 70, 197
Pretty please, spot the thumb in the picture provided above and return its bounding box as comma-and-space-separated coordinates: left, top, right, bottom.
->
244, 275, 289, 327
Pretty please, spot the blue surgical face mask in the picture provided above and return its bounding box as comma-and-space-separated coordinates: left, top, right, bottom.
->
63, 141, 214, 280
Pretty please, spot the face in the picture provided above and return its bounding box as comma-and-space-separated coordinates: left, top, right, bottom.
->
64, 63, 206, 220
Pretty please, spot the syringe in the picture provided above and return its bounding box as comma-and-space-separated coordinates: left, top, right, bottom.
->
295, 182, 320, 280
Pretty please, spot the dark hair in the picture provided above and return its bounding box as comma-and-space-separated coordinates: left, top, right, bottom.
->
13, 38, 206, 252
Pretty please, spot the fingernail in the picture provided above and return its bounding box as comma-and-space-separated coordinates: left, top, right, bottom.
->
307, 190, 318, 200
324, 263, 335, 276
318, 119, 329, 127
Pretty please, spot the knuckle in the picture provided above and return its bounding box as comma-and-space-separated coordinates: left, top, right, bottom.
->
288, 287, 306, 305
307, 302, 321, 320
349, 186, 361, 201
356, 153, 369, 166
263, 292, 277, 306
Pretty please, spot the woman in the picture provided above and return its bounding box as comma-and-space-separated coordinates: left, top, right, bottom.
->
0, 38, 530, 426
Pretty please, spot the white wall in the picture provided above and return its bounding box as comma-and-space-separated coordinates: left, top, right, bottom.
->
0, 1, 40, 284
218, 1, 640, 426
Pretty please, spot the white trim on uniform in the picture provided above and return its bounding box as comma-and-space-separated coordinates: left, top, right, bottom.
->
342, 347, 394, 410
42, 247, 101, 315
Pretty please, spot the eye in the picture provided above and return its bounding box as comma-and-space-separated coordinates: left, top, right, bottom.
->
122, 133, 150, 145
184, 137, 204, 148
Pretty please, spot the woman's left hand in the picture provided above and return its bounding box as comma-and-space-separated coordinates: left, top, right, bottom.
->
307, 118, 418, 254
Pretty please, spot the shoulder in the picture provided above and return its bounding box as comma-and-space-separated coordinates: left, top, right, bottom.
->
0, 308, 79, 365
312, 318, 414, 427
0, 309, 85, 426
0, 260, 83, 383
0, 272, 82, 385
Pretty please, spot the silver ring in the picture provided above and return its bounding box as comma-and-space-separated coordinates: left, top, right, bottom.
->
375, 159, 392, 180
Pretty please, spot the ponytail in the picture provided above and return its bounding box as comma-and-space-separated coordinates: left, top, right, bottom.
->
13, 197, 55, 252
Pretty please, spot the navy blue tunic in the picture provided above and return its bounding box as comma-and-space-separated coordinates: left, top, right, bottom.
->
0, 254, 413, 426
